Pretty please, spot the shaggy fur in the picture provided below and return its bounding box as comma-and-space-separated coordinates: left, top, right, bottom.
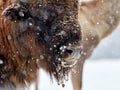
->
0, 0, 81, 89
0, 0, 120, 90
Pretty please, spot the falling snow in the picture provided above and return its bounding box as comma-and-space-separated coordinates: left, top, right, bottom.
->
40, 55, 44, 60
0, 0, 120, 90
0, 59, 3, 64
7, 35, 12, 40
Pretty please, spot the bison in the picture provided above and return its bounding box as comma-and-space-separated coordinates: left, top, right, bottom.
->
0, 0, 120, 90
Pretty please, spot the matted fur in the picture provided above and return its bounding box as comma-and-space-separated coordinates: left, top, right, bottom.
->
0, 0, 81, 89
0, 0, 120, 90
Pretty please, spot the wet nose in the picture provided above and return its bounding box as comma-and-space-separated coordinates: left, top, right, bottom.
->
60, 45, 82, 59
65, 49, 73, 55
60, 46, 82, 68
65, 47, 82, 58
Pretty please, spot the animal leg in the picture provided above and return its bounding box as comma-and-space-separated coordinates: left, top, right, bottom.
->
71, 60, 85, 90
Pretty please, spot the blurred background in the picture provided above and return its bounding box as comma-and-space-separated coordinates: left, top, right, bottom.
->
83, 26, 120, 90
90, 26, 120, 60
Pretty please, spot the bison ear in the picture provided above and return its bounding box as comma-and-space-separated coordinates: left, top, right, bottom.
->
3, 1, 30, 21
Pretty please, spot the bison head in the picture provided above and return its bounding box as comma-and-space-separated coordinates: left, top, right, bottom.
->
0, 0, 82, 87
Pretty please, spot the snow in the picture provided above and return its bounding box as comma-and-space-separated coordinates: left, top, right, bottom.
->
39, 69, 73, 90
1, 0, 119, 89
29, 22, 33, 26
29, 69, 73, 90
0, 59, 3, 64
19, 11, 25, 17
80, 0, 93, 2
28, 27, 120, 90
82, 59, 120, 90
40, 55, 44, 60
29, 59, 120, 90
90, 26, 120, 59
7, 35, 12, 40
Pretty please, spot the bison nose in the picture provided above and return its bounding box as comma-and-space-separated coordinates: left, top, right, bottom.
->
65, 49, 73, 55
61, 46, 82, 68
65, 47, 82, 59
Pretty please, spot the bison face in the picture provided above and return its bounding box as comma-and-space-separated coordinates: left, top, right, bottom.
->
2, 1, 82, 85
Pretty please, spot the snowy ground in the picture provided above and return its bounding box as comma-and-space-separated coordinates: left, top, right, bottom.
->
29, 59, 120, 90
82, 59, 120, 90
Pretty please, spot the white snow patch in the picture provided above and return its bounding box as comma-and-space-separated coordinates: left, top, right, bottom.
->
0, 59, 3, 64
29, 59, 120, 90
7, 35, 12, 40
82, 59, 120, 90
40, 55, 44, 60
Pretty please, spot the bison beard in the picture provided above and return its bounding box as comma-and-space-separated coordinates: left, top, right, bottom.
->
0, 0, 82, 89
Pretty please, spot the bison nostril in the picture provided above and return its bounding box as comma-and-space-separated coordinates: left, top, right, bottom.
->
65, 49, 73, 55
63, 47, 82, 60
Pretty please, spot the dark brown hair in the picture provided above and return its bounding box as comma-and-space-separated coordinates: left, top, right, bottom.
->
0, 0, 81, 89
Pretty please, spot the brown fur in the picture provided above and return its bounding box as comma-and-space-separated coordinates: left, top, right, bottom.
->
0, 0, 81, 89
72, 0, 120, 90
0, 0, 120, 90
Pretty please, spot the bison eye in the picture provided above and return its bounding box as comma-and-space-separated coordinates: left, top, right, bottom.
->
3, 1, 30, 21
